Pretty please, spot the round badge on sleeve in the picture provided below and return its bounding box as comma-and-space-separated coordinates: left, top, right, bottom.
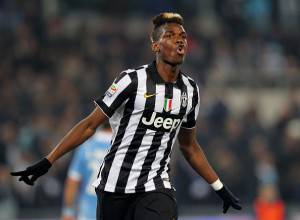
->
105, 83, 118, 97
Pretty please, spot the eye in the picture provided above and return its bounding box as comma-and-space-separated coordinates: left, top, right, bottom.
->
164, 31, 175, 38
165, 33, 172, 38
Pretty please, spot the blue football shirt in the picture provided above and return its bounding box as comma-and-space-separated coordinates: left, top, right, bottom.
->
67, 130, 111, 220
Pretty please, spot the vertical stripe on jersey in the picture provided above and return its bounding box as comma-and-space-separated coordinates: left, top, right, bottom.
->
135, 130, 164, 191
98, 71, 138, 190
115, 67, 157, 193
194, 83, 200, 122
125, 129, 157, 193
154, 85, 166, 112
152, 83, 174, 188
171, 86, 182, 115
153, 81, 188, 189
135, 84, 165, 191
186, 79, 199, 127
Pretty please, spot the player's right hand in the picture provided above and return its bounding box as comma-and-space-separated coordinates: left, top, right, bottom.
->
10, 158, 52, 186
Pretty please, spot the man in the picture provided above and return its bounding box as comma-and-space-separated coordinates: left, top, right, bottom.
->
11, 12, 242, 220
62, 125, 111, 220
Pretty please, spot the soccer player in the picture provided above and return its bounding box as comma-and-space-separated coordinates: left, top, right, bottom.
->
62, 125, 111, 220
11, 12, 242, 220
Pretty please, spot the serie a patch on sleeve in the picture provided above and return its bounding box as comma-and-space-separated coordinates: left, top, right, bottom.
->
105, 83, 118, 97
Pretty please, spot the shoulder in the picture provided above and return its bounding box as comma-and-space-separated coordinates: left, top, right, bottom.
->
117, 64, 149, 82
181, 72, 199, 91
125, 64, 149, 78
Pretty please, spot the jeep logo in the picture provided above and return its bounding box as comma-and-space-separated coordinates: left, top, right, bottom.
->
142, 112, 182, 132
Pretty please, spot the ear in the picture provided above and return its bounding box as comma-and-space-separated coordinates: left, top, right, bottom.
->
151, 41, 160, 53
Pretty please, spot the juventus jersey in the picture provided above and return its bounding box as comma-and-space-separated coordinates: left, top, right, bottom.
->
92, 61, 200, 193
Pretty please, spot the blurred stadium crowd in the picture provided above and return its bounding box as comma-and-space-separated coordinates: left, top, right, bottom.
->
0, 0, 299, 218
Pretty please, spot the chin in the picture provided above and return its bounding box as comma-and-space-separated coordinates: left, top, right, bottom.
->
164, 58, 184, 66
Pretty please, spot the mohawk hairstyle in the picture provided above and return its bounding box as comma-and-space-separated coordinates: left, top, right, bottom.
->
151, 12, 184, 42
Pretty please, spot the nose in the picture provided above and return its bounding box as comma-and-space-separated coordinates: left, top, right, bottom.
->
176, 36, 185, 45
176, 37, 184, 44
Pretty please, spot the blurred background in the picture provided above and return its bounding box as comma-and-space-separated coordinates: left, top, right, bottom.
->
0, 0, 300, 219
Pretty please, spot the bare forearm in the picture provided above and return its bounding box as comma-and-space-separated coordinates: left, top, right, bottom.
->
180, 142, 218, 184
47, 118, 96, 163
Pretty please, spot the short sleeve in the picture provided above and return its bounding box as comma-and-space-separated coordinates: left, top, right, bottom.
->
94, 71, 135, 118
181, 83, 200, 129
67, 148, 85, 181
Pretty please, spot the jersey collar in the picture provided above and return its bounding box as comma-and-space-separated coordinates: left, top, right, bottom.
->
148, 61, 184, 87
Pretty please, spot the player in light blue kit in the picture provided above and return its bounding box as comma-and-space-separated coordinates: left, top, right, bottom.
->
62, 124, 111, 220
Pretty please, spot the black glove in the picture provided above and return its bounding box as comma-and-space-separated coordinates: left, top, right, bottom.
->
10, 158, 52, 186
215, 185, 242, 213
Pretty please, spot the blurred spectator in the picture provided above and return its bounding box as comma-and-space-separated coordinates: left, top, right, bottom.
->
254, 185, 285, 220
0, 123, 17, 219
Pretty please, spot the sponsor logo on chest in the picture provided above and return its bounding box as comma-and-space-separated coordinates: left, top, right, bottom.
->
141, 112, 181, 132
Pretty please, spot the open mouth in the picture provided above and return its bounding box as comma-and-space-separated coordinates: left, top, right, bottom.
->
176, 45, 185, 55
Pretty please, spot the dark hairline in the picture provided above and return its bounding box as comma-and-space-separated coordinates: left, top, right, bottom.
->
151, 22, 185, 42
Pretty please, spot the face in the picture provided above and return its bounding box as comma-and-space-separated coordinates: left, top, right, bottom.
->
152, 23, 188, 66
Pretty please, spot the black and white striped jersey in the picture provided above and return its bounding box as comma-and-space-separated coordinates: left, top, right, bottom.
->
92, 61, 200, 193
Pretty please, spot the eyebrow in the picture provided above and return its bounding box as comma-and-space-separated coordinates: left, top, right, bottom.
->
164, 30, 186, 35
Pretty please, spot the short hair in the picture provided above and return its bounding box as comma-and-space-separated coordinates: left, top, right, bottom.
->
151, 12, 184, 42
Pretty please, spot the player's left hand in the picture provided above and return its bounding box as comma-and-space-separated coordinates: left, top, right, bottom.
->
215, 185, 242, 213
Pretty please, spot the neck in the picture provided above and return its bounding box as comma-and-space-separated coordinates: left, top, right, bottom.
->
156, 58, 180, 83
